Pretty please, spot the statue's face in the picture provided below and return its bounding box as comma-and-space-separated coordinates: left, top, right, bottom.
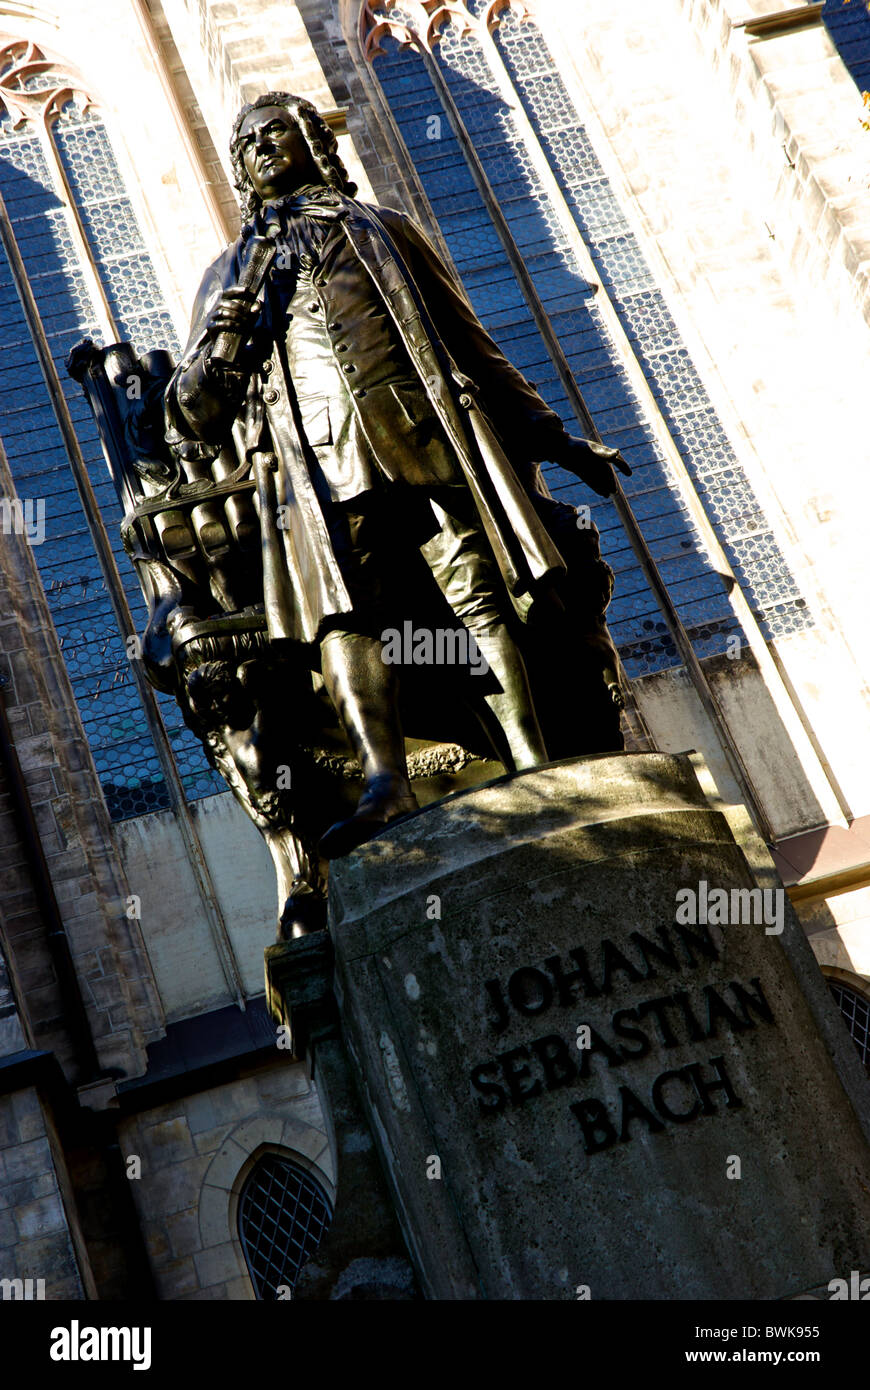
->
237, 105, 319, 199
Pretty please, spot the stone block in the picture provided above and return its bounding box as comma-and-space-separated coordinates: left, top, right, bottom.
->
231, 1114, 285, 1157
156, 1256, 198, 1298
209, 1081, 258, 1125
317, 1147, 336, 1185
280, 1117, 328, 1166
184, 1093, 217, 1135
15, 1233, 82, 1297
4, 1137, 52, 1185
166, 1207, 202, 1259
223, 1275, 255, 1300
284, 1090, 328, 1134
141, 1116, 195, 1167
329, 754, 870, 1300
0, 1209, 17, 1249
198, 1183, 230, 1249
1, 1171, 56, 1211
142, 1221, 172, 1268
193, 1125, 233, 1157
193, 1240, 245, 1288
17, 732, 55, 770
254, 1063, 310, 1106
202, 1137, 249, 1192
144, 1156, 211, 1218
14, 1194, 66, 1241
0, 1097, 20, 1147
0, 1015, 27, 1059
10, 1091, 45, 1144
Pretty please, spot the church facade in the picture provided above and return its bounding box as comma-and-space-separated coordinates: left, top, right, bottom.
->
1, 0, 870, 1299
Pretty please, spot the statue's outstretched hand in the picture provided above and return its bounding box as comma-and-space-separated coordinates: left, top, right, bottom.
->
549, 434, 632, 497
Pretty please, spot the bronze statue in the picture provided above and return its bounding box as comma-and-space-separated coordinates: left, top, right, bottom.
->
69, 93, 630, 940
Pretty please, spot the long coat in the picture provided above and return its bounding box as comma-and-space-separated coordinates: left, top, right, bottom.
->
166, 193, 576, 645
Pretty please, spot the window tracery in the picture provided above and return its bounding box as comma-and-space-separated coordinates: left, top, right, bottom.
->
359, 1, 812, 679
0, 37, 221, 817
238, 1153, 333, 1300
828, 978, 870, 1072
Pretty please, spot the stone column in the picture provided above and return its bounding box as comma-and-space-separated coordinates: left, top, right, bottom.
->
326, 753, 870, 1300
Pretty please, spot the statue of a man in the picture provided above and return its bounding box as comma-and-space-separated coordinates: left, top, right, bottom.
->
165, 92, 630, 864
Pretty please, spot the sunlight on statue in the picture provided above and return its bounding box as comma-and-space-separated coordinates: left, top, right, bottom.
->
69, 93, 629, 942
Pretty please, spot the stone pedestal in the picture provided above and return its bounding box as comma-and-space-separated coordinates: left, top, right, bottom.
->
326, 753, 870, 1300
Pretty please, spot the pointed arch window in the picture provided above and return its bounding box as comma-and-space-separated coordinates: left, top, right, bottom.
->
0, 38, 222, 817
238, 1153, 333, 1300
359, 1, 811, 679
829, 979, 870, 1073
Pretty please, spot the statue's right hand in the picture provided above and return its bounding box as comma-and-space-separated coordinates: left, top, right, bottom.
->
205, 287, 259, 342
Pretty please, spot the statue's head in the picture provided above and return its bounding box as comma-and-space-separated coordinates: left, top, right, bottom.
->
230, 92, 357, 220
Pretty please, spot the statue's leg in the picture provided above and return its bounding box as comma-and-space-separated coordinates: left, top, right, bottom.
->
419, 490, 548, 771
266, 827, 326, 940
521, 492, 625, 757
465, 627, 549, 771
317, 629, 419, 858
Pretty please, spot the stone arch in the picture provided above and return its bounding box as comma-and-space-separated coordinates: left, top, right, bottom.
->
358, 0, 535, 59
822, 964, 870, 1004
821, 964, 870, 1074
196, 1111, 335, 1296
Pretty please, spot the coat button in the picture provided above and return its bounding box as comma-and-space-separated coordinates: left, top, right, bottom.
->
328, 321, 341, 331
342, 363, 356, 374
336, 343, 348, 353
309, 302, 320, 312
263, 389, 279, 403
354, 388, 367, 399
262, 360, 274, 375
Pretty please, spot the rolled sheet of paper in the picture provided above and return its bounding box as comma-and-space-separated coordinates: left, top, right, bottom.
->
210, 234, 277, 366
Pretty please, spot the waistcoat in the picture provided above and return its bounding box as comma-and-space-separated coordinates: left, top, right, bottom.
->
267, 223, 461, 504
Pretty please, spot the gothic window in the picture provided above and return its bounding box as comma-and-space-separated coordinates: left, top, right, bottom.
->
829, 979, 870, 1072
0, 39, 222, 818
238, 1153, 333, 1300
360, 0, 811, 679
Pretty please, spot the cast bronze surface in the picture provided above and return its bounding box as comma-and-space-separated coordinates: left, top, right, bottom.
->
69, 91, 627, 941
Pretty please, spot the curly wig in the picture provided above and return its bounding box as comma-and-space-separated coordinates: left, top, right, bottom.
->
230, 92, 357, 221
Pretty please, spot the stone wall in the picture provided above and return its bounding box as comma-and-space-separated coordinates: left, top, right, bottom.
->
682, 0, 870, 328
148, 0, 379, 217
0, 1089, 88, 1299
119, 1058, 333, 1299
0, 446, 164, 1084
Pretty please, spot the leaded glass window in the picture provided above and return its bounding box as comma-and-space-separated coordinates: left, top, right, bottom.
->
361, 1, 811, 678
829, 979, 870, 1072
0, 37, 222, 817
823, 0, 870, 94
238, 1154, 333, 1300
